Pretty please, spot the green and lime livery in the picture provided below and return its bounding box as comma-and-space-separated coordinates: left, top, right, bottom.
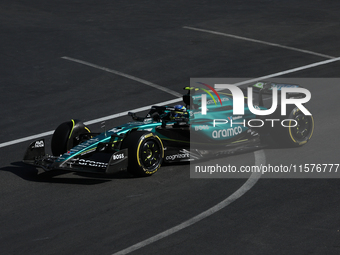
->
23, 83, 314, 177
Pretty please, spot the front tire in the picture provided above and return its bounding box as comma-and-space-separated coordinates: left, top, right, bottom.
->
51, 119, 91, 156
121, 131, 164, 177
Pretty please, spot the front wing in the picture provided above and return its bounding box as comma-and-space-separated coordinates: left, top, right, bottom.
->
23, 139, 129, 175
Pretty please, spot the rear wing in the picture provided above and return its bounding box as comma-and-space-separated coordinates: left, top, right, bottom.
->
248, 81, 306, 107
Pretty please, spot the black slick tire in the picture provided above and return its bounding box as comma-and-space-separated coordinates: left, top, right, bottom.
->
269, 105, 314, 147
51, 119, 91, 156
121, 131, 164, 177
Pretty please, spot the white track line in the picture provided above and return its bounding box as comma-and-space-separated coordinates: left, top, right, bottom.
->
231, 57, 340, 86
0, 98, 182, 149
111, 150, 265, 255
0, 131, 55, 149
61, 56, 182, 98
183, 26, 336, 59
1, 57, 340, 149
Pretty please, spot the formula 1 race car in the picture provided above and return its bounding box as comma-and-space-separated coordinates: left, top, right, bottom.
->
23, 82, 314, 177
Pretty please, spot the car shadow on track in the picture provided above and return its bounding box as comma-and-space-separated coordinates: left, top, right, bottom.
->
0, 161, 133, 185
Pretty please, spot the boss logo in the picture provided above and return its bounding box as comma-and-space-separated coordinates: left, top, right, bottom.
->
112, 153, 125, 160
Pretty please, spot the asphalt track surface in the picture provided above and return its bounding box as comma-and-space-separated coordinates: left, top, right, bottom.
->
1, 1, 340, 254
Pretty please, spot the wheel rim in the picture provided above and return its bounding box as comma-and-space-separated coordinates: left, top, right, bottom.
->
290, 114, 313, 141
140, 139, 162, 169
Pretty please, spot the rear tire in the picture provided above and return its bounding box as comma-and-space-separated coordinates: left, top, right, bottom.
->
121, 131, 164, 177
51, 119, 91, 156
269, 105, 314, 147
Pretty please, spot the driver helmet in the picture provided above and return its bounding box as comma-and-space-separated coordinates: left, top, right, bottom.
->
170, 105, 187, 120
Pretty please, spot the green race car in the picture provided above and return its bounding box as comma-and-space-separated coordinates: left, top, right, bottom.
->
23, 83, 314, 177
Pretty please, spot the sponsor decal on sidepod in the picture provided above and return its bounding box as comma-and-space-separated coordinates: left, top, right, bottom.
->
166, 151, 190, 161
212, 126, 243, 139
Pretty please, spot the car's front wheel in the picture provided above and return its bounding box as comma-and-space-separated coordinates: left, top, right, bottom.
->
121, 131, 164, 177
51, 119, 91, 156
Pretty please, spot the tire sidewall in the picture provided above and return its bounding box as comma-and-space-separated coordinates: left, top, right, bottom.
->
122, 131, 164, 177
268, 104, 314, 147
51, 119, 90, 156
285, 107, 314, 146
136, 133, 164, 175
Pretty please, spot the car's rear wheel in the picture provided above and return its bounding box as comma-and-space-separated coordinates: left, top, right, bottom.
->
269, 105, 314, 147
121, 131, 164, 177
51, 119, 91, 156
